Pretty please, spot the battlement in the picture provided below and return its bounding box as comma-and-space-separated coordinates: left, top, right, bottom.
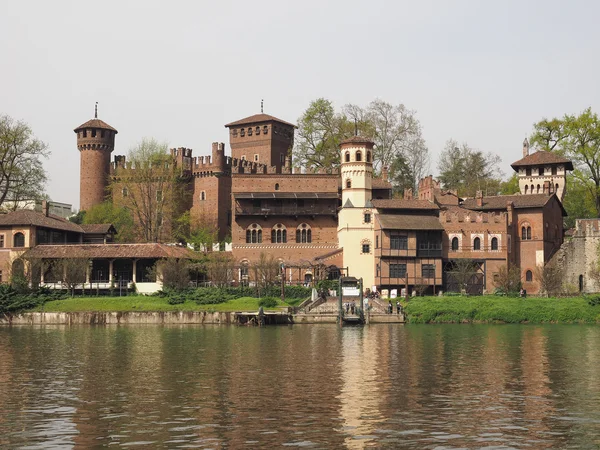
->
574, 219, 600, 237
440, 209, 508, 224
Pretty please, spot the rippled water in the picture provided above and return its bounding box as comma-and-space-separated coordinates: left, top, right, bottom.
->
2, 324, 600, 448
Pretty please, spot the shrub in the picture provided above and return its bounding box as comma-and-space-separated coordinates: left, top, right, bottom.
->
258, 297, 278, 308
588, 296, 600, 306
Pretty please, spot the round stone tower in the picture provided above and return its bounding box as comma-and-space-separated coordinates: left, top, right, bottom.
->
74, 109, 118, 211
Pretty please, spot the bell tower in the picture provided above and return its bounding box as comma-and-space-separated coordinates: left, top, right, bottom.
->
74, 104, 118, 211
338, 136, 376, 289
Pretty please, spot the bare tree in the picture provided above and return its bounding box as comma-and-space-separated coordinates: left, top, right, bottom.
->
151, 258, 191, 291
493, 265, 521, 295
0, 115, 49, 210
252, 252, 280, 294
61, 258, 90, 297
449, 259, 478, 294
534, 263, 563, 296
207, 253, 235, 287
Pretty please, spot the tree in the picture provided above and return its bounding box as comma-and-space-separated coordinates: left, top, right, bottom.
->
172, 211, 218, 251
61, 258, 90, 297
83, 201, 136, 243
0, 115, 49, 210
493, 265, 521, 295
389, 154, 414, 195
534, 263, 563, 296
531, 108, 600, 215
206, 252, 235, 287
448, 259, 478, 294
437, 140, 503, 197
151, 258, 191, 291
111, 138, 187, 242
562, 173, 596, 228
251, 252, 280, 294
500, 174, 520, 195
293, 98, 350, 169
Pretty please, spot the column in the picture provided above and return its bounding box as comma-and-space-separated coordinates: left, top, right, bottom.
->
132, 259, 137, 283
109, 259, 114, 284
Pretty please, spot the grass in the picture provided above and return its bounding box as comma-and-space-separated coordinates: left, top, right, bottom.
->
33, 296, 292, 313
403, 295, 600, 324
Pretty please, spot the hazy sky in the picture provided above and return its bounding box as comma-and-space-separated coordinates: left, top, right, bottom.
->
2, 0, 599, 210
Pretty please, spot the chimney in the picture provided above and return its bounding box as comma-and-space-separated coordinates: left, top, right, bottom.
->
404, 188, 413, 200
476, 190, 483, 207
41, 200, 49, 217
523, 138, 530, 158
382, 166, 389, 182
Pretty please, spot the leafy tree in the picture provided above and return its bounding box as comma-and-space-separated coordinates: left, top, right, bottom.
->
0, 115, 49, 210
172, 211, 218, 251
83, 201, 135, 243
437, 140, 503, 197
389, 154, 414, 195
531, 108, 600, 215
500, 174, 520, 195
69, 210, 86, 225
562, 173, 596, 228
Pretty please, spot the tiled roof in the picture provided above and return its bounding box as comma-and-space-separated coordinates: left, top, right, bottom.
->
23, 243, 197, 260
74, 119, 118, 133
372, 198, 439, 210
462, 194, 552, 210
313, 247, 343, 261
0, 210, 84, 233
340, 136, 375, 146
224, 114, 296, 128
377, 214, 444, 230
372, 178, 393, 189
80, 224, 117, 234
510, 151, 573, 170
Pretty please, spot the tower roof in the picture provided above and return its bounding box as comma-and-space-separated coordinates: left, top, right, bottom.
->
224, 113, 295, 128
510, 151, 573, 171
74, 119, 118, 133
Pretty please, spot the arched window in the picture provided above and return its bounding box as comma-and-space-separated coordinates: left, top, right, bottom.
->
271, 224, 287, 243
13, 232, 25, 248
536, 184, 541, 193
345, 152, 350, 163
527, 227, 531, 240
451, 237, 459, 251
355, 151, 362, 162
366, 151, 371, 162
521, 225, 532, 240
525, 270, 533, 282
275, 183, 280, 191
555, 183, 559, 193
531, 184, 534, 193
122, 187, 129, 197
346, 179, 352, 188
491, 237, 498, 251
246, 224, 262, 243
200, 191, 206, 201
296, 223, 312, 243
524, 185, 528, 194
473, 237, 481, 250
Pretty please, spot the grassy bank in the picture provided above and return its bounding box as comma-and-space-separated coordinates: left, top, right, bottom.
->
403, 295, 600, 324
33, 296, 291, 313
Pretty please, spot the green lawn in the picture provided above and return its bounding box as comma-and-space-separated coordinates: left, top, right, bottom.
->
34, 296, 291, 313
403, 295, 600, 324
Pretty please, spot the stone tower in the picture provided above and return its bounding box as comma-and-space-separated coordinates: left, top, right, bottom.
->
337, 136, 376, 289
224, 113, 295, 172
74, 107, 118, 211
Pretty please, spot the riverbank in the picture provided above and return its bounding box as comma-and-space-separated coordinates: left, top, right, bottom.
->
403, 295, 600, 324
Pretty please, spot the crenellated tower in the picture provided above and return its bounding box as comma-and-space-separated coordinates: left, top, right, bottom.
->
74, 106, 118, 211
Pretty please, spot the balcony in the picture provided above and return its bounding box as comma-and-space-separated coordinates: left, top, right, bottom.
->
235, 204, 338, 216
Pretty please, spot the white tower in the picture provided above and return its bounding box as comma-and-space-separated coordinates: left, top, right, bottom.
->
338, 136, 376, 289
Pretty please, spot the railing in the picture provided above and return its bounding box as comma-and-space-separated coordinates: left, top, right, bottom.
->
235, 205, 338, 216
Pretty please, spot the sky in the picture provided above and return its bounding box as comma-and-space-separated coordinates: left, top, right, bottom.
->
2, 0, 599, 210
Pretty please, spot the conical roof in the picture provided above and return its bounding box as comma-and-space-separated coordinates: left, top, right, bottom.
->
74, 118, 118, 133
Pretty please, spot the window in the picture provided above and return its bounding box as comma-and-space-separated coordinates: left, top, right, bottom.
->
364, 213, 371, 223
240, 263, 249, 278
280, 153, 285, 163
92, 129, 97, 137
246, 224, 262, 243
390, 235, 408, 250
241, 155, 246, 160
526, 168, 531, 176
82, 130, 87, 138
552, 166, 557, 175
345, 152, 350, 162
356, 151, 362, 162
157, 213, 163, 227
263, 125, 268, 134
156, 190, 163, 202
296, 224, 312, 243
538, 167, 544, 176
390, 263, 407, 278
201, 191, 206, 201
491, 237, 498, 251
0, 235, 4, 248
555, 183, 559, 193
526, 270, 533, 282
240, 129, 245, 137
122, 187, 128, 197
271, 224, 287, 243
362, 243, 371, 254
233, 129, 238, 137
422, 264, 435, 278
451, 237, 459, 251
254, 154, 259, 162
521, 225, 532, 240
366, 151, 371, 162
376, 235, 379, 248
346, 179, 352, 188
473, 237, 481, 250
525, 185, 529, 194
13, 232, 25, 248
248, 127, 253, 136
256, 126, 260, 135
537, 184, 541, 193
275, 183, 280, 191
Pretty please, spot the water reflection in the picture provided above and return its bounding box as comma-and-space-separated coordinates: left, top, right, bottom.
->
2, 324, 600, 448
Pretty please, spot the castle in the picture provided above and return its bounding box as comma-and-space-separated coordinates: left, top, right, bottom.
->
72, 108, 574, 295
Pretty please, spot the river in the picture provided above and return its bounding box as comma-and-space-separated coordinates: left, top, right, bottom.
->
1, 324, 600, 448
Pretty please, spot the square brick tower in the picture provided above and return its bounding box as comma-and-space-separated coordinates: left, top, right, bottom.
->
225, 113, 295, 172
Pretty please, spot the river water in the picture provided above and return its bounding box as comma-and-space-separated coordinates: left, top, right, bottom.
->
1, 324, 600, 449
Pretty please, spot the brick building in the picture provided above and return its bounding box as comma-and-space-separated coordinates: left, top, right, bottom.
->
75, 110, 572, 294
